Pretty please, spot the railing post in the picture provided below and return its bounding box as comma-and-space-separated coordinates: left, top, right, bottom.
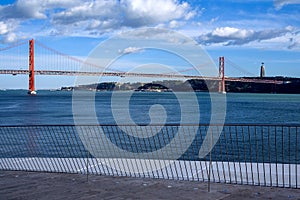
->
28, 39, 36, 95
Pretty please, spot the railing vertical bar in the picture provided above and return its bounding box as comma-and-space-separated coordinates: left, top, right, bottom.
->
165, 126, 176, 180
148, 126, 158, 178
241, 126, 248, 185
268, 126, 272, 187
93, 125, 104, 176
124, 125, 137, 177
0, 128, 6, 169
113, 125, 127, 176
78, 126, 90, 174
235, 125, 242, 184
170, 126, 182, 180
86, 137, 90, 180
37, 126, 52, 172
248, 126, 254, 185
282, 126, 285, 187
140, 126, 149, 178
76, 126, 87, 174
296, 127, 299, 188
229, 126, 237, 183
214, 125, 221, 183
211, 126, 218, 182
288, 126, 291, 188
275, 126, 278, 187
150, 126, 163, 178
114, 125, 129, 177
162, 126, 171, 180
45, 126, 60, 172
196, 126, 204, 181
142, 126, 152, 178
109, 125, 122, 176
261, 126, 266, 186
223, 126, 231, 184
83, 126, 92, 176
27, 126, 44, 172
130, 126, 142, 178
144, 126, 155, 178
254, 125, 260, 185
73, 126, 90, 174
180, 126, 190, 180
5, 127, 23, 170
157, 126, 167, 179
62, 126, 77, 173
57, 126, 70, 172
185, 126, 197, 181
89, 125, 104, 176
201, 126, 210, 182
182, 126, 198, 181
15, 127, 31, 171
209, 127, 215, 183
70, 125, 84, 173
16, 127, 32, 171
150, 126, 164, 179
0, 128, 11, 170
217, 125, 226, 183
134, 126, 149, 177
36, 126, 47, 172
70, 126, 81, 173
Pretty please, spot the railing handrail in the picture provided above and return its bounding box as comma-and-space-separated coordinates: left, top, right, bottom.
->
0, 123, 300, 128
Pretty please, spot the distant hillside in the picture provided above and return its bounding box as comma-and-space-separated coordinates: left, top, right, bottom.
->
61, 77, 300, 94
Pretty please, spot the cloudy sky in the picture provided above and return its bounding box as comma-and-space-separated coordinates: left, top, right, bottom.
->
0, 0, 300, 89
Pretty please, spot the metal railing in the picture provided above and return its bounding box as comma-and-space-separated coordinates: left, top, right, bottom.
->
0, 124, 299, 188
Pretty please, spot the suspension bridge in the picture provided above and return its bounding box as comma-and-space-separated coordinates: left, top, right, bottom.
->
0, 39, 283, 94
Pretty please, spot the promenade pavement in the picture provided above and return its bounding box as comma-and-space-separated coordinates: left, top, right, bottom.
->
0, 171, 300, 200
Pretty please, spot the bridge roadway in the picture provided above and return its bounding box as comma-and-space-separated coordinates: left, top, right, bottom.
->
0, 69, 283, 84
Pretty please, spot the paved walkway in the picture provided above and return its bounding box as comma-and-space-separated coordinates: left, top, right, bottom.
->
0, 171, 299, 200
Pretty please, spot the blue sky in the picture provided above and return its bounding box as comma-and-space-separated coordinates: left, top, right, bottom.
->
0, 0, 300, 89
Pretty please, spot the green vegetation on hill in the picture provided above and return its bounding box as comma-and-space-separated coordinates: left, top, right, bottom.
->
61, 77, 300, 94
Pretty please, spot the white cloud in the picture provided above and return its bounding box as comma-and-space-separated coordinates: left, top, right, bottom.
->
168, 20, 185, 28
0, 0, 82, 19
211, 27, 254, 39
4, 32, 17, 43
119, 46, 143, 54
0, 0, 84, 42
0, 0, 196, 42
0, 20, 19, 43
198, 26, 297, 48
274, 0, 300, 10
52, 1, 119, 25
122, 0, 194, 27
0, 22, 9, 35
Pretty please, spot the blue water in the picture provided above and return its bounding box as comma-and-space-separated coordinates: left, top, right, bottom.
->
0, 90, 299, 125
0, 90, 299, 163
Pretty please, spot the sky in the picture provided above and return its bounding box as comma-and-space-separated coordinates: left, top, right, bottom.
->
0, 0, 300, 89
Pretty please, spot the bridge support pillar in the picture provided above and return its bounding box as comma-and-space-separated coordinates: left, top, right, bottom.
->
218, 56, 226, 94
28, 39, 36, 95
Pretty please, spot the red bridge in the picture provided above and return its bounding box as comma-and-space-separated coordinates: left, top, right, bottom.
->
0, 39, 283, 94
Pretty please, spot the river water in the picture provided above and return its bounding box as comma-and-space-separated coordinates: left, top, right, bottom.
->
0, 90, 299, 162
0, 90, 299, 125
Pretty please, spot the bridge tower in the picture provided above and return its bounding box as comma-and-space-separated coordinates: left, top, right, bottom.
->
28, 39, 36, 95
218, 56, 226, 94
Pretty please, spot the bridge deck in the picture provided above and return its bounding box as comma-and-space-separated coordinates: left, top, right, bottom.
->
0, 69, 283, 84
